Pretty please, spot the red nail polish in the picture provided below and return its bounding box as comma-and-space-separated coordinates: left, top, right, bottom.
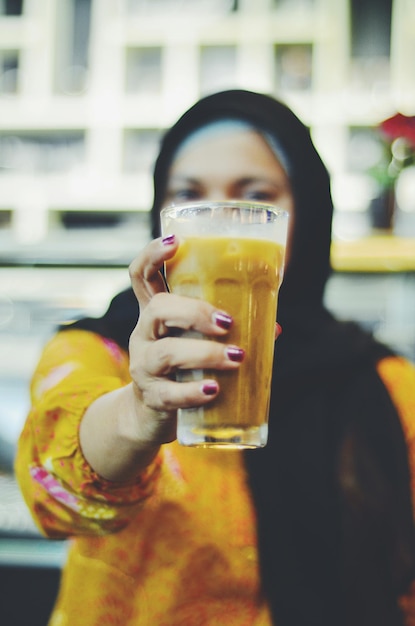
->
214, 312, 233, 330
162, 234, 175, 246
276, 323, 282, 337
226, 347, 245, 362
202, 382, 218, 395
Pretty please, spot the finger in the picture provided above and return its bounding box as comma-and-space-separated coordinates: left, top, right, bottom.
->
129, 235, 179, 307
275, 322, 282, 340
144, 336, 245, 377
136, 292, 234, 340
142, 378, 221, 412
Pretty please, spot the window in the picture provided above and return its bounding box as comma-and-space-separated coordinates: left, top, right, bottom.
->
275, 44, 312, 92
347, 127, 384, 174
273, 0, 315, 10
125, 48, 162, 94
54, 0, 91, 95
123, 129, 162, 173
125, 0, 237, 15
0, 132, 85, 173
199, 45, 237, 95
0, 0, 23, 15
0, 50, 19, 94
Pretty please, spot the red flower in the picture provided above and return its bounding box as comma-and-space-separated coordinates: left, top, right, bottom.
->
380, 113, 415, 147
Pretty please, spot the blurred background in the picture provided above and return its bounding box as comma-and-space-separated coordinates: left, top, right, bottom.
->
0, 0, 414, 623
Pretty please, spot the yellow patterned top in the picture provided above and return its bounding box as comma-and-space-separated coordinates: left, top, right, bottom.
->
15, 330, 415, 626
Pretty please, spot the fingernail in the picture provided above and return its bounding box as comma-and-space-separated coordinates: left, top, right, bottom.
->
162, 234, 175, 246
202, 381, 218, 396
213, 312, 233, 330
276, 322, 282, 337
226, 346, 245, 362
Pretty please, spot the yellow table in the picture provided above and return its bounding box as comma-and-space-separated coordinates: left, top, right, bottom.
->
331, 236, 415, 273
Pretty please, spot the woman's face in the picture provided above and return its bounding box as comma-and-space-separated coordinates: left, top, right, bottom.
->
163, 126, 295, 260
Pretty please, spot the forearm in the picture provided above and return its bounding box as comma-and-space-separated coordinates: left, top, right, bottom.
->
79, 382, 163, 482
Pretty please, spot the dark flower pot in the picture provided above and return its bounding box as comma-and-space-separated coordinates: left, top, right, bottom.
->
369, 186, 396, 231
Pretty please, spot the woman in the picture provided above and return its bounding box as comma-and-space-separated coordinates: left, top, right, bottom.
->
16, 90, 415, 626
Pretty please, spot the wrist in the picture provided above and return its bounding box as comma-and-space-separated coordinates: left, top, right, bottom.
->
79, 383, 161, 482
115, 383, 162, 458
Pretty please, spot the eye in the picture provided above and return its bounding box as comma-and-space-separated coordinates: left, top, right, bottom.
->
243, 189, 278, 202
238, 180, 292, 206
241, 186, 283, 202
166, 188, 202, 203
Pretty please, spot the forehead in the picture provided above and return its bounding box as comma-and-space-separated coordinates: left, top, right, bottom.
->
169, 126, 289, 182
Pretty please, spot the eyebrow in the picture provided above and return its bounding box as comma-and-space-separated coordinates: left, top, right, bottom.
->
167, 175, 286, 188
235, 176, 287, 189
167, 175, 200, 186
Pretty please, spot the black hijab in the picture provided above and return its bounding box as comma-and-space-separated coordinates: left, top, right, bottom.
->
65, 90, 415, 625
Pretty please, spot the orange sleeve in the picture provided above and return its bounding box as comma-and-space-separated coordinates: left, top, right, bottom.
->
375, 357, 415, 620
15, 330, 160, 539
377, 356, 415, 510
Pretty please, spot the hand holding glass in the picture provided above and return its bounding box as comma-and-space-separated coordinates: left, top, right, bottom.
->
161, 201, 288, 449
